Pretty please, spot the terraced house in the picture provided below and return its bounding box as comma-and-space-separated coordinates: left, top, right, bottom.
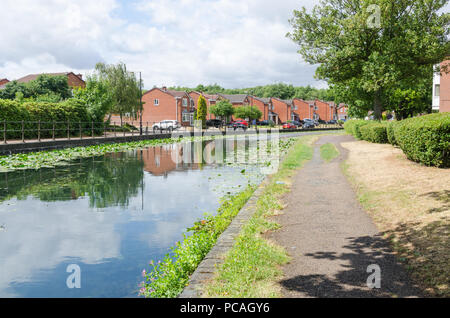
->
271, 98, 300, 123
248, 96, 272, 121
140, 87, 194, 127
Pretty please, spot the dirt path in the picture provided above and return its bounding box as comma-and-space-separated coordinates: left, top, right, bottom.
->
269, 135, 422, 298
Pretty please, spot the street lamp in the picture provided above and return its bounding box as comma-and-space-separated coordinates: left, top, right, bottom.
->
139, 72, 143, 136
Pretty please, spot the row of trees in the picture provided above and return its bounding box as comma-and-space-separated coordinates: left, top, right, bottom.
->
170, 83, 333, 101
288, 0, 449, 119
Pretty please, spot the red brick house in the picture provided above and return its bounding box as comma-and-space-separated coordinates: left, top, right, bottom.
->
137, 87, 194, 127
337, 103, 349, 120
0, 78, 9, 88
271, 98, 296, 124
314, 100, 337, 121
14, 72, 85, 89
248, 96, 273, 121
293, 99, 314, 120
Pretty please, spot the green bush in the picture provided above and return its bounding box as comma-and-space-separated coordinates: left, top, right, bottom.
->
359, 122, 388, 144
0, 98, 91, 139
394, 113, 450, 168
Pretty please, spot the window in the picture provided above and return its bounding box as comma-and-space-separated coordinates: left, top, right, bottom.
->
314, 106, 318, 111
154, 99, 159, 106
182, 113, 190, 122
435, 85, 440, 97
191, 100, 195, 107
182, 98, 188, 107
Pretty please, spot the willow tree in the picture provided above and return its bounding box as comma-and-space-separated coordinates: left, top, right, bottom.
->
288, 0, 449, 119
95, 62, 141, 125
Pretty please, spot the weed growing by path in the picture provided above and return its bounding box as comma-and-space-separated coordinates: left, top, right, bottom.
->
320, 143, 340, 162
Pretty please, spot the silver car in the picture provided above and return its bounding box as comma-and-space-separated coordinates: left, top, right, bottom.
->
152, 120, 181, 133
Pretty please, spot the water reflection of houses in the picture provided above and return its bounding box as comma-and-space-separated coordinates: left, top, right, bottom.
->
138, 143, 201, 177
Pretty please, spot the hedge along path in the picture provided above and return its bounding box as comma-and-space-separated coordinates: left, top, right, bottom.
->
344, 113, 450, 168
269, 134, 422, 298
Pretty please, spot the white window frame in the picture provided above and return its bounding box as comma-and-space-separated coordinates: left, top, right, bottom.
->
435, 84, 440, 97
182, 98, 188, 107
182, 113, 190, 122
154, 99, 159, 106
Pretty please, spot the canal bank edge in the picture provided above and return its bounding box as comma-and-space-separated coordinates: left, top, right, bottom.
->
179, 135, 317, 298
178, 177, 271, 298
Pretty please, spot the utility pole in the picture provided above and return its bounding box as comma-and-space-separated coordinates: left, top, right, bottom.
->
139, 72, 143, 136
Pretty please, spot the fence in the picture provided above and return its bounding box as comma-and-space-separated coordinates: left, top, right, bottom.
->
0, 120, 343, 144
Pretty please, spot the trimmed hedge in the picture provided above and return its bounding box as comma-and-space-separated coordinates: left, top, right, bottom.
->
394, 113, 449, 168
345, 114, 450, 168
344, 120, 371, 139
0, 99, 91, 139
386, 121, 397, 146
359, 122, 388, 144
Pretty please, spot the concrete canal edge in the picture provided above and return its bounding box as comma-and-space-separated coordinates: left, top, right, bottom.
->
0, 128, 342, 156
179, 177, 271, 298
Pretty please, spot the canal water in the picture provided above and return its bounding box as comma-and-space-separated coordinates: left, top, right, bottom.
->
0, 139, 269, 297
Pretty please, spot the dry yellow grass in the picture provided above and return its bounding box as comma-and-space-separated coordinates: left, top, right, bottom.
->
341, 140, 449, 297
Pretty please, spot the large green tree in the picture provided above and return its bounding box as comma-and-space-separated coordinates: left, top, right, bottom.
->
73, 74, 114, 123
288, 0, 450, 119
95, 62, 141, 125
234, 106, 262, 121
209, 100, 235, 121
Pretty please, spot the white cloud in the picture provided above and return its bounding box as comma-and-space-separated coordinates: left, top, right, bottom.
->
0, 0, 323, 88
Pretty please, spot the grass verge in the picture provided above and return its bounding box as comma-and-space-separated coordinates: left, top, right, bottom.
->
203, 136, 316, 297
320, 143, 339, 162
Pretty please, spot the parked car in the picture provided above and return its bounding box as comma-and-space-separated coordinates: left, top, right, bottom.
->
326, 120, 338, 125
302, 121, 316, 129
206, 119, 224, 128
258, 120, 275, 126
232, 122, 248, 131
234, 120, 249, 127
152, 120, 181, 133
282, 122, 298, 129
292, 120, 303, 126
303, 118, 319, 126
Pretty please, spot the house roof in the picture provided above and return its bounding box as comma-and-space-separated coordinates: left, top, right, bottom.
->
272, 97, 293, 106
15, 72, 83, 83
251, 96, 271, 104
218, 94, 249, 104
144, 87, 191, 100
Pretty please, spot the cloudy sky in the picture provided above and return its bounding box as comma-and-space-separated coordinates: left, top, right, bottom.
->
0, 0, 325, 89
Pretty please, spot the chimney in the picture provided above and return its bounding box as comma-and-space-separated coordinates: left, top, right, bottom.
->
162, 86, 167, 92
77, 74, 83, 80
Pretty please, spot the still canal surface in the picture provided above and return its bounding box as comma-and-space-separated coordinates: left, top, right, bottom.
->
0, 139, 269, 297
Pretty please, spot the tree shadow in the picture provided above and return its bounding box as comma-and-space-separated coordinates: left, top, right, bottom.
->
419, 190, 450, 214
382, 220, 449, 297
280, 235, 423, 298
